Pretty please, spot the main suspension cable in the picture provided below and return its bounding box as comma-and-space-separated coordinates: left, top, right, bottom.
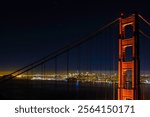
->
139, 14, 150, 27
1, 18, 119, 81
139, 29, 150, 40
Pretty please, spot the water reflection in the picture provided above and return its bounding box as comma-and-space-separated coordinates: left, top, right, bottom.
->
0, 80, 150, 100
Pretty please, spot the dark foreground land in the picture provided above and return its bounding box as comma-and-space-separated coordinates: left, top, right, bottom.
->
0, 80, 150, 100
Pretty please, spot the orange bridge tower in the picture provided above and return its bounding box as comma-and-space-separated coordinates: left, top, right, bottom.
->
118, 13, 140, 100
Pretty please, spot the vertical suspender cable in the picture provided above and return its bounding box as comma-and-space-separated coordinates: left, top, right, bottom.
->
67, 51, 69, 78
55, 57, 57, 79
77, 46, 81, 79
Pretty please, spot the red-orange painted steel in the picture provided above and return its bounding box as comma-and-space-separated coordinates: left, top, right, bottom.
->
118, 14, 140, 100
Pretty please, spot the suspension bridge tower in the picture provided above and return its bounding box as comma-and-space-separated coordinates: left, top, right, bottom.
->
118, 13, 140, 100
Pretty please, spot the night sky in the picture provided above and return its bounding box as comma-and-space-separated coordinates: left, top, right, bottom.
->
0, 0, 150, 74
